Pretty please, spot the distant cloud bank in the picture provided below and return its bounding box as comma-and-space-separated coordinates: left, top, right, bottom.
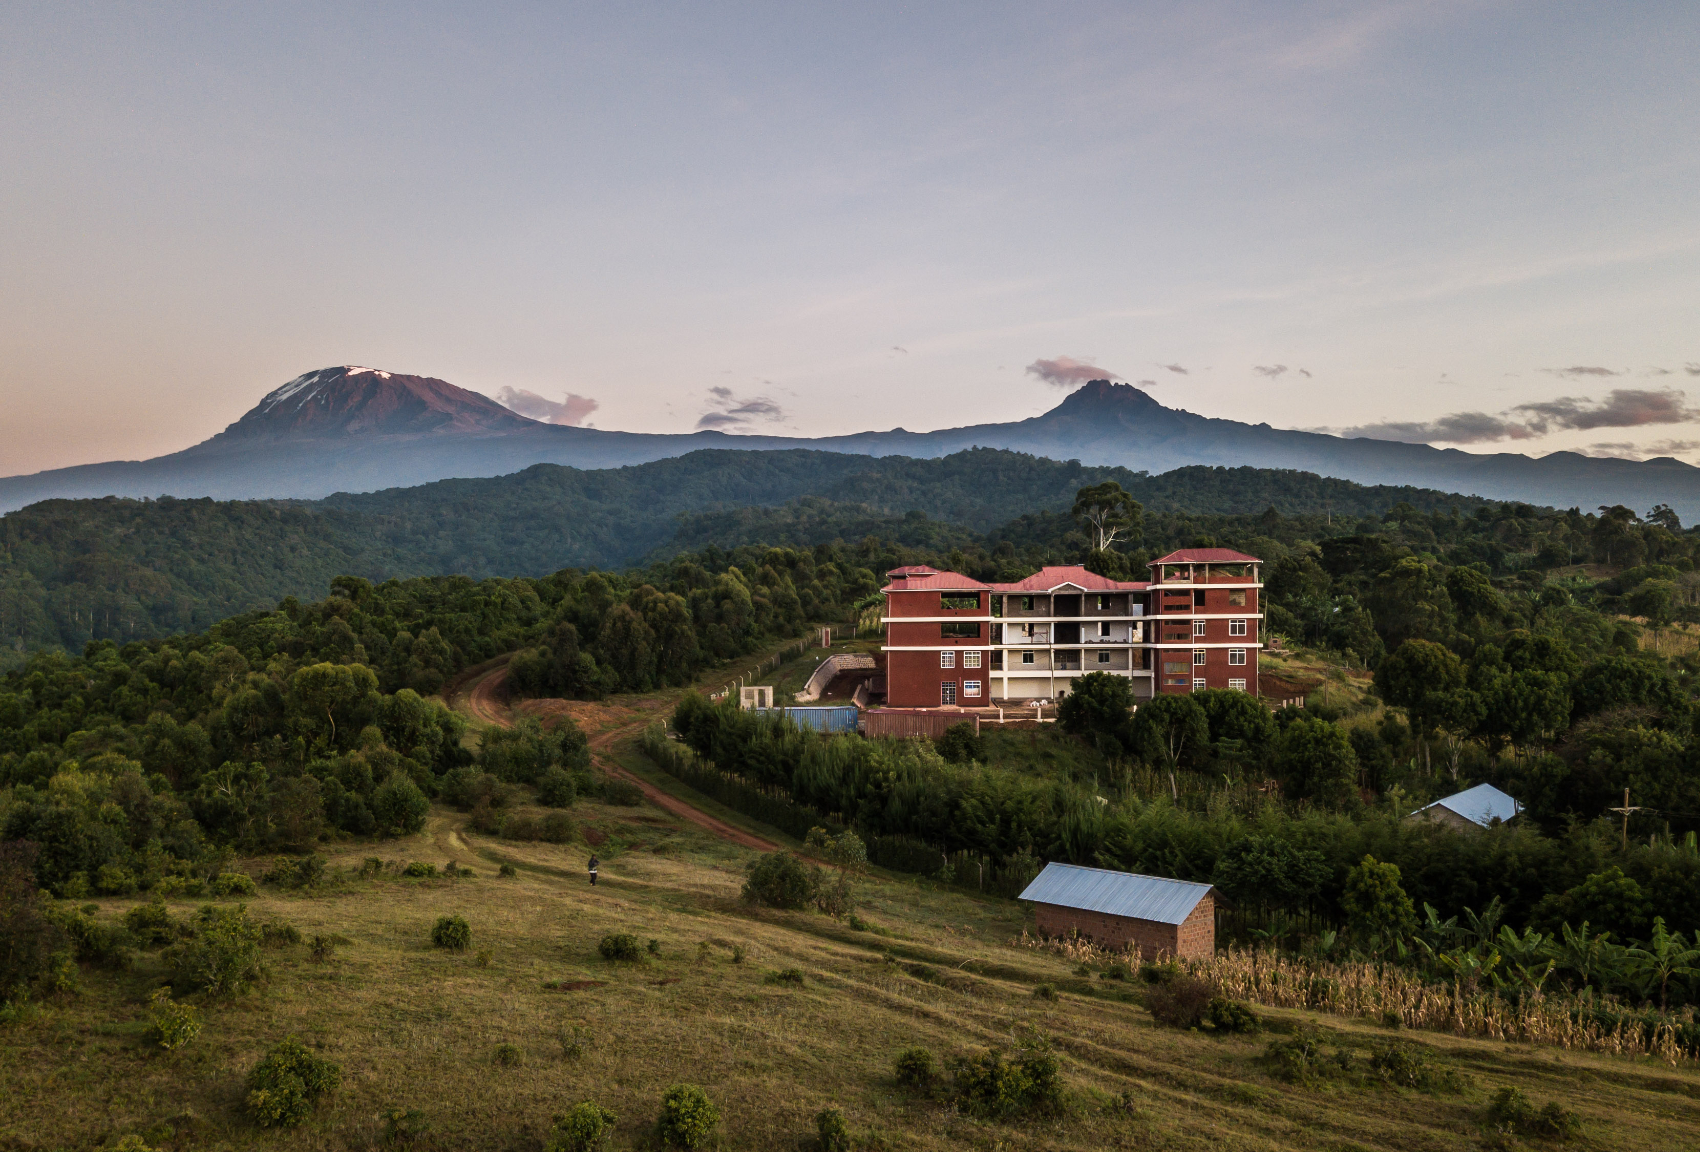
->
1026, 356, 1119, 387
495, 386, 600, 426
698, 385, 787, 429
1332, 387, 1700, 445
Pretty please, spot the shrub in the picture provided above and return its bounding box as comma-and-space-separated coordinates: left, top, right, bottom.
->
468, 799, 502, 834
1139, 961, 1177, 984
502, 813, 542, 841
602, 778, 645, 806
655, 1084, 719, 1149
499, 863, 518, 878
0, 843, 67, 995
152, 875, 206, 898
599, 933, 642, 961
166, 905, 264, 995
476, 949, 492, 968
1205, 997, 1260, 1034
432, 915, 472, 951
1033, 983, 1058, 1002
537, 768, 578, 808
894, 1047, 937, 1091
548, 1101, 616, 1152
946, 1037, 1064, 1119
1146, 975, 1215, 1028
647, 938, 662, 955
766, 967, 806, 987
244, 1037, 341, 1128
146, 988, 201, 1051
1368, 1042, 1463, 1092
731, 944, 746, 964
309, 935, 335, 964
741, 852, 821, 910
559, 1025, 594, 1060
124, 902, 175, 947
542, 812, 577, 844
1263, 1031, 1335, 1084
261, 918, 302, 948
263, 856, 325, 890
816, 1107, 851, 1152
1484, 1087, 1581, 1138
372, 775, 430, 836
403, 861, 437, 878
495, 1042, 524, 1067
441, 766, 501, 811
381, 1108, 431, 1143
359, 857, 385, 878
210, 872, 257, 897
45, 904, 130, 969
96, 863, 139, 895
935, 722, 983, 764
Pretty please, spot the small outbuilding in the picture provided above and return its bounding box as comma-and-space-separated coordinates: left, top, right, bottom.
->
1406, 783, 1521, 831
1018, 862, 1214, 960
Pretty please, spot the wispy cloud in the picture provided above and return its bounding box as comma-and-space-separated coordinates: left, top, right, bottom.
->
1687, 364, 1700, 377
698, 387, 787, 430
1586, 439, 1700, 460
1025, 356, 1118, 387
1332, 388, 1700, 445
495, 386, 600, 426
1162, 363, 1189, 375
1253, 364, 1288, 379
1541, 365, 1625, 379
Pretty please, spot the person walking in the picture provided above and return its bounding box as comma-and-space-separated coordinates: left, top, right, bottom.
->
587, 854, 599, 886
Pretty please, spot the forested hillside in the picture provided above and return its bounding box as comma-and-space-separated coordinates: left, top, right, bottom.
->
0, 447, 1516, 662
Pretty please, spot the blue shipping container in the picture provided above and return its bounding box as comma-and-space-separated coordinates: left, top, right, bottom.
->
753, 706, 860, 733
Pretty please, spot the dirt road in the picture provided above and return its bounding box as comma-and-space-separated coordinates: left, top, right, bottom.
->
456, 661, 779, 852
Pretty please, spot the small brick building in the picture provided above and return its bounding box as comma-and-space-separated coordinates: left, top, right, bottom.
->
1019, 862, 1215, 961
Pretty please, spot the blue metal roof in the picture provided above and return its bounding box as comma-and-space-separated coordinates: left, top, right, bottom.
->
1017, 862, 1212, 926
1415, 783, 1521, 828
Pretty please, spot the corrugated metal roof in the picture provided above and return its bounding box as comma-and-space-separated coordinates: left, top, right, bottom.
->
880, 569, 989, 592
988, 565, 1149, 593
1150, 548, 1261, 565
1017, 862, 1211, 925
1416, 783, 1521, 827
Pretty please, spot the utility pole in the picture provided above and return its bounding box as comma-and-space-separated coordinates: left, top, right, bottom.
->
1607, 787, 1644, 852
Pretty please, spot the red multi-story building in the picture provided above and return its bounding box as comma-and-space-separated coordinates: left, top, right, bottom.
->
879, 549, 1262, 708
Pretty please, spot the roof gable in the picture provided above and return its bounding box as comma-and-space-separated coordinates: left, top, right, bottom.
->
989, 565, 1149, 593
1150, 548, 1261, 565
1417, 783, 1521, 827
881, 569, 989, 592
1018, 862, 1211, 925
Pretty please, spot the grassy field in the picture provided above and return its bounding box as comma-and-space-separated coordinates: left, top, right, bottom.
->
7, 776, 1700, 1152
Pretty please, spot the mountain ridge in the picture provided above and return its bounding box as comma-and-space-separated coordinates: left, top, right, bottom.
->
5, 369, 1699, 520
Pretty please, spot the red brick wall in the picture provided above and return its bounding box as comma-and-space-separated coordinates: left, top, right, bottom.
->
1032, 895, 1214, 961
885, 587, 989, 708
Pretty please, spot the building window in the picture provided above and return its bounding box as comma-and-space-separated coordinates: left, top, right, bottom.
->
1229, 648, 1247, 665
1193, 677, 1207, 690
942, 682, 957, 705
1228, 678, 1247, 691
940, 651, 955, 668
1229, 619, 1247, 636
1020, 596, 1035, 611
1193, 649, 1207, 666
1163, 660, 1188, 675
1165, 631, 1189, 642
1193, 590, 1206, 606
1229, 589, 1247, 607
940, 594, 979, 610
941, 621, 981, 638
1193, 620, 1207, 637
1022, 651, 1035, 665
963, 680, 981, 697
963, 651, 981, 668
1095, 595, 1110, 611
1096, 650, 1111, 664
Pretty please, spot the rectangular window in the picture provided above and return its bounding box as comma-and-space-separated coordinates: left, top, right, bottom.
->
1095, 595, 1110, 611
1193, 677, 1207, 690
1229, 648, 1247, 665
1098, 621, 1111, 637
940, 651, 955, 668
941, 621, 982, 638
1193, 620, 1207, 637
963, 680, 981, 697
1194, 649, 1207, 665
941, 682, 956, 705
963, 651, 981, 668
1163, 661, 1188, 674
1229, 589, 1247, 607
1193, 590, 1206, 606
1020, 596, 1035, 611
1166, 677, 1188, 686
940, 594, 979, 611
1096, 650, 1111, 664
1022, 651, 1035, 665
1229, 619, 1247, 636
1228, 678, 1247, 691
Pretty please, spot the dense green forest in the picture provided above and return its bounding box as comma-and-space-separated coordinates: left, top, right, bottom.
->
2, 447, 1499, 662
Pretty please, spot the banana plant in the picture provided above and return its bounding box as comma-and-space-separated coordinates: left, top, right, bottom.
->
1548, 921, 1612, 992
1623, 918, 1700, 1011
1417, 902, 1459, 951
1494, 925, 1556, 994
1458, 897, 1505, 953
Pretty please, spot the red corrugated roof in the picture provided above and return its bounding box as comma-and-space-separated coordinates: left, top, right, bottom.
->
1149, 548, 1261, 565
881, 569, 989, 592
885, 565, 937, 576
988, 565, 1149, 593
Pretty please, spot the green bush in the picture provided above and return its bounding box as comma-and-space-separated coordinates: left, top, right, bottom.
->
381, 1108, 431, 1143
96, 863, 139, 895
152, 875, 205, 898
894, 1047, 936, 1091
1484, 1086, 1581, 1138
499, 863, 518, 878
123, 901, 175, 947
1263, 1031, 1337, 1084
647, 938, 662, 955
502, 812, 543, 841
166, 905, 264, 995
1146, 975, 1215, 1028
1205, 997, 1260, 1034
44, 904, 130, 969
599, 933, 642, 961
403, 861, 437, 878
1139, 961, 1178, 984
602, 778, 645, 806
1033, 983, 1058, 1002
816, 1107, 851, 1152
765, 967, 806, 986
244, 1037, 341, 1128
547, 1101, 617, 1152
542, 812, 577, 843
210, 872, 256, 897
1368, 1042, 1464, 1092
741, 852, 821, 910
655, 1084, 719, 1149
261, 918, 302, 948
537, 768, 578, 808
309, 935, 336, 964
946, 1038, 1064, 1119
146, 988, 201, 1051
372, 774, 430, 836
432, 915, 472, 951
559, 1024, 594, 1060
495, 1042, 524, 1067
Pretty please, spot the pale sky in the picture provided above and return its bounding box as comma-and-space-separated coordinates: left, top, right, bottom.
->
3, 2, 1699, 475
